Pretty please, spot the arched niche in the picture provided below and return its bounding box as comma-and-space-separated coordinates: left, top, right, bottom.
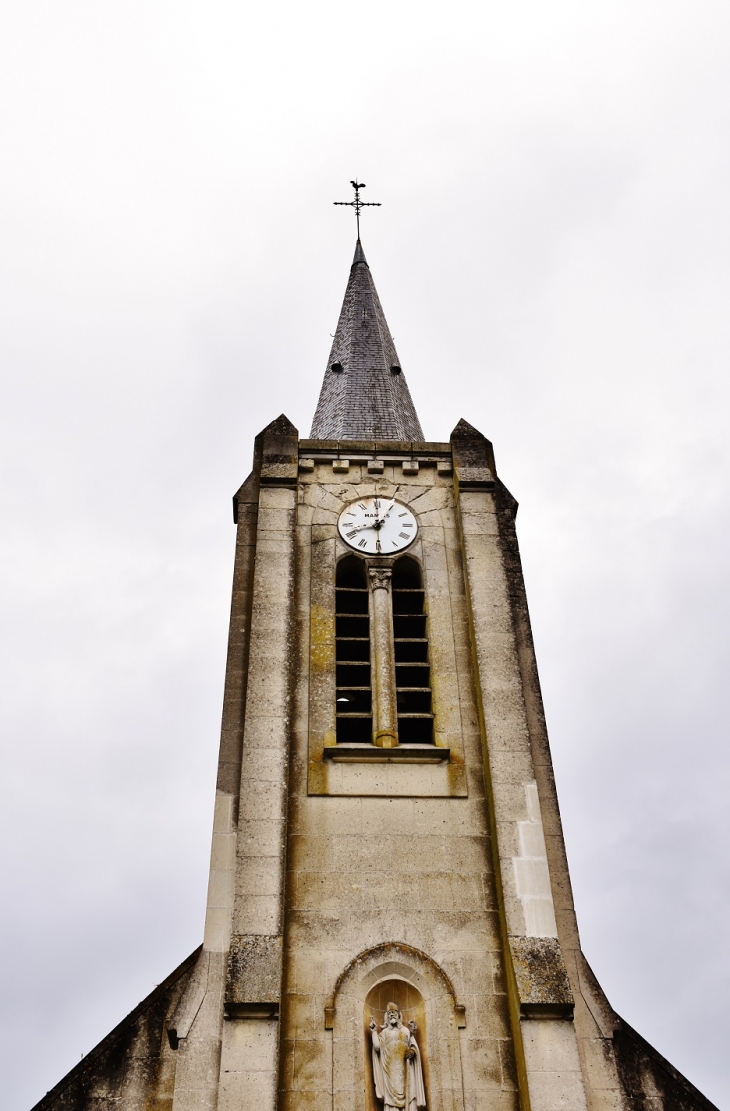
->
364, 978, 429, 1111
329, 943, 465, 1111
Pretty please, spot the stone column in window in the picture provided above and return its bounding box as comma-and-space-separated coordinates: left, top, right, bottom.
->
368, 566, 398, 747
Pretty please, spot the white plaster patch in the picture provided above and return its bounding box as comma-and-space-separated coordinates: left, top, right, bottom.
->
512, 782, 558, 938
204, 791, 238, 950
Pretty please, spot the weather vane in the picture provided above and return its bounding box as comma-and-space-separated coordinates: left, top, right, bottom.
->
334, 179, 381, 239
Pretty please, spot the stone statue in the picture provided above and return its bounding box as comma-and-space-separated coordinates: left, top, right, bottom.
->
369, 1003, 426, 1111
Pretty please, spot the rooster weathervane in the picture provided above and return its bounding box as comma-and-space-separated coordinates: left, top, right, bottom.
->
334, 180, 381, 239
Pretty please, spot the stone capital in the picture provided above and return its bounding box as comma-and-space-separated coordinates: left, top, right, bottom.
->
368, 567, 392, 591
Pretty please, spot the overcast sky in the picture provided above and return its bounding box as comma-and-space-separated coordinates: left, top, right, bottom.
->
1, 2, 729, 1107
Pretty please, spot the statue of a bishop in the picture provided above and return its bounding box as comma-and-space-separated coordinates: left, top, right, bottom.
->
369, 1004, 427, 1111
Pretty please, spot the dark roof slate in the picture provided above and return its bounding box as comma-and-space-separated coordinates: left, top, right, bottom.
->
309, 240, 424, 441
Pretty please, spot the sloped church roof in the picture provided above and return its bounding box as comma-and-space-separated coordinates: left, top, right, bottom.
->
310, 240, 424, 441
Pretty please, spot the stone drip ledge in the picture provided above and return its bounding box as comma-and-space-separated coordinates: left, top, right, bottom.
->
323, 744, 450, 764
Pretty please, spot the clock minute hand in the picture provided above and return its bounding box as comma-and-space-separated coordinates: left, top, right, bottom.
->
376, 499, 395, 525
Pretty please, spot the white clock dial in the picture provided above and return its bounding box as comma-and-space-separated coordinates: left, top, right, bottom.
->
338, 496, 418, 554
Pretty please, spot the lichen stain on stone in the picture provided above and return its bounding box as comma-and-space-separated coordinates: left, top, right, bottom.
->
508, 936, 573, 1007
310, 604, 334, 672
308, 757, 328, 794
226, 934, 282, 1005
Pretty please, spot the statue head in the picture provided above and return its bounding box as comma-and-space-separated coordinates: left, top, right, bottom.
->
384, 1002, 401, 1027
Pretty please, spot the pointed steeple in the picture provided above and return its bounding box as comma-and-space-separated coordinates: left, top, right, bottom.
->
309, 241, 424, 441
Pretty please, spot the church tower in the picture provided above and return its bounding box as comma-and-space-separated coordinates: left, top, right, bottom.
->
35, 237, 716, 1111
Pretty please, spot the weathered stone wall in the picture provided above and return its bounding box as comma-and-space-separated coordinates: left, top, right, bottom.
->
283, 448, 520, 1111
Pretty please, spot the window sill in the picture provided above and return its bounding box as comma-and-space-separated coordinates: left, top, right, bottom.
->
323, 744, 450, 764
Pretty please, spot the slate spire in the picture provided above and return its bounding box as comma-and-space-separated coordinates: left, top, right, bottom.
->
309, 241, 424, 441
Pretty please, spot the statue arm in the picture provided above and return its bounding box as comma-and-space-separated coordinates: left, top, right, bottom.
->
407, 1038, 427, 1111
370, 1025, 385, 1102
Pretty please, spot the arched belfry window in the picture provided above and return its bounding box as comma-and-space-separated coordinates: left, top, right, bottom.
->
334, 555, 433, 749
335, 556, 372, 743
392, 557, 433, 744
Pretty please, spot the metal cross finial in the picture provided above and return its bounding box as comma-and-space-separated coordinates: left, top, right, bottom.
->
334, 179, 381, 239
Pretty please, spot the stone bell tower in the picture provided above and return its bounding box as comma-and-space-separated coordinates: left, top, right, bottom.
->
35, 240, 717, 1111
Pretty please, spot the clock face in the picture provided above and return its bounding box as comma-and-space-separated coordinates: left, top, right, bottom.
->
338, 496, 418, 555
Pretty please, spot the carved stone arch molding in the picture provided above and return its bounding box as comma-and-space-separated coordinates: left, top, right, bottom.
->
326, 943, 466, 1111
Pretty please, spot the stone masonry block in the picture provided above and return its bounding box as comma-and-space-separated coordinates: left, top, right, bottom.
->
291, 1036, 330, 1090
261, 461, 298, 483
522, 1069, 587, 1111
234, 895, 280, 936
509, 937, 574, 1017
460, 1037, 503, 1091
581, 1037, 620, 1091
218, 1071, 277, 1111
238, 819, 285, 857
239, 780, 287, 822
226, 934, 283, 1015
207, 867, 235, 908
237, 859, 281, 897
